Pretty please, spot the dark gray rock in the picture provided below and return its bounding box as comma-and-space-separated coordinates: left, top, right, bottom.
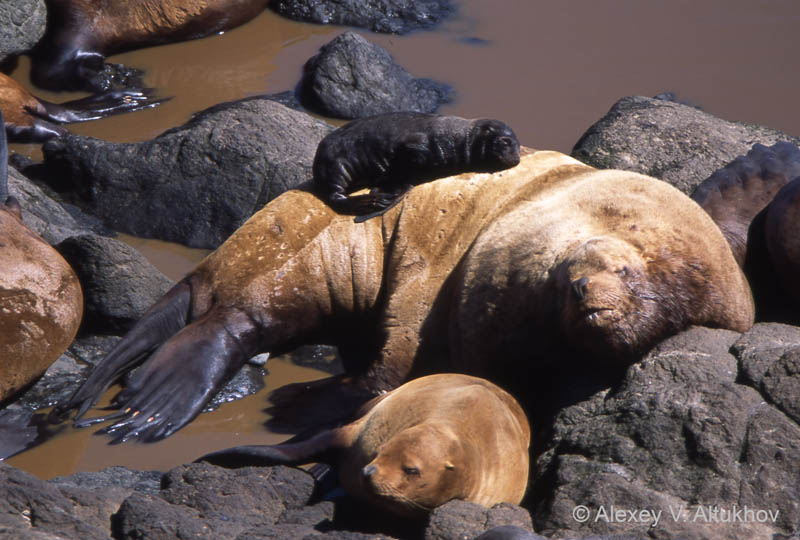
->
299, 31, 453, 119
425, 500, 534, 540
472, 526, 546, 540
0, 1, 47, 64
42, 98, 333, 249
733, 322, 800, 426
50, 466, 162, 495
8, 164, 92, 245
0, 462, 111, 540
533, 326, 799, 539
571, 95, 800, 195
285, 344, 344, 375
268, 0, 453, 34
56, 233, 174, 334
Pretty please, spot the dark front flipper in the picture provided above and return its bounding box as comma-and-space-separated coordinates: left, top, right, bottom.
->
36, 88, 170, 124
88, 308, 260, 444
766, 177, 800, 307
265, 375, 375, 433
692, 141, 800, 265
51, 281, 192, 423
328, 184, 413, 223
196, 428, 341, 468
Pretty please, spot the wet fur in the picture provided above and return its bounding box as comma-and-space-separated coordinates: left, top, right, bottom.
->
313, 112, 520, 221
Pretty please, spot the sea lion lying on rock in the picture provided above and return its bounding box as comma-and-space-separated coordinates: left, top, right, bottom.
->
31, 0, 270, 92
199, 373, 531, 518
692, 141, 800, 321
0, 110, 83, 402
54, 148, 753, 443
313, 112, 520, 221
0, 73, 166, 142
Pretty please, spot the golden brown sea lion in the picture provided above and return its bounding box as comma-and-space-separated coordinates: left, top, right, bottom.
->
54, 148, 753, 443
199, 373, 531, 517
32, 0, 270, 92
0, 73, 166, 142
0, 111, 83, 402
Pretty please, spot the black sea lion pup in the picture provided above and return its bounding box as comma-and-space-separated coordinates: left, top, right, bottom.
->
198, 374, 531, 518
313, 112, 520, 222
31, 0, 270, 92
0, 73, 167, 142
52, 149, 753, 444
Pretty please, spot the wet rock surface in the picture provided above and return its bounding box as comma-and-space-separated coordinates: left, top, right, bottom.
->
0, 0, 47, 65
299, 32, 454, 119
41, 98, 333, 249
571, 95, 800, 195
268, 0, 454, 34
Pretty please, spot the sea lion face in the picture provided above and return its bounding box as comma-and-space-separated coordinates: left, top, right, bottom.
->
555, 236, 659, 360
360, 423, 463, 517
470, 119, 520, 171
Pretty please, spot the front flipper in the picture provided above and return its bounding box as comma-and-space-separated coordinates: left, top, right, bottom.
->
36, 88, 170, 124
85, 308, 260, 444
196, 428, 342, 468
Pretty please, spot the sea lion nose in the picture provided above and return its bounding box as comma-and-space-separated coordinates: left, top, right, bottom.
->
571, 277, 589, 300
362, 465, 377, 477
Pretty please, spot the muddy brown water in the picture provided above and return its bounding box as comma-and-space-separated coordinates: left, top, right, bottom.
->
5, 1, 800, 478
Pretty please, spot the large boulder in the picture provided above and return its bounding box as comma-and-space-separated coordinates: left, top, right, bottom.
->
42, 98, 333, 249
533, 325, 800, 539
268, 0, 454, 34
571, 95, 800, 195
299, 31, 453, 119
0, 1, 47, 64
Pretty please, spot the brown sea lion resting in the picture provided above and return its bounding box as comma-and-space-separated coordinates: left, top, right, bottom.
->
313, 112, 520, 222
54, 148, 754, 443
200, 374, 531, 517
692, 141, 800, 320
0, 73, 166, 142
0, 110, 83, 402
32, 0, 270, 92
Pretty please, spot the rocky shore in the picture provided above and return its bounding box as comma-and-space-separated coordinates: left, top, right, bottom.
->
1, 2, 799, 540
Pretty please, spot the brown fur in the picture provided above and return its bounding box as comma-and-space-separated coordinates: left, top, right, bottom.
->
0, 199, 83, 402
0, 74, 47, 130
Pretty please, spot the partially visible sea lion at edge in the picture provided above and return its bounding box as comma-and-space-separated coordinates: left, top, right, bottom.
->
0, 73, 166, 142
199, 373, 531, 518
0, 110, 83, 402
53, 147, 754, 444
31, 0, 271, 92
692, 141, 800, 321
313, 112, 520, 222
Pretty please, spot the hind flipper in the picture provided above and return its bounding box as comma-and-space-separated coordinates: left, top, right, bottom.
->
35, 88, 170, 124
196, 428, 343, 468
91, 308, 260, 443
51, 281, 191, 422
692, 141, 800, 265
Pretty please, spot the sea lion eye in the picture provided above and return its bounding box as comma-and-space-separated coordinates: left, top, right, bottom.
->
617, 266, 630, 277
403, 466, 420, 476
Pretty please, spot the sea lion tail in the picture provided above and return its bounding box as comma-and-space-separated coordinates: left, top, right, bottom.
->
51, 280, 192, 423
38, 88, 171, 124
195, 428, 345, 468
0, 109, 8, 202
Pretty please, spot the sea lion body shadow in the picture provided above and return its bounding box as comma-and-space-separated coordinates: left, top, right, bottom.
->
0, 109, 83, 403
0, 73, 166, 142
32, 0, 270, 92
53, 148, 753, 444
199, 373, 531, 518
692, 141, 800, 321
313, 112, 520, 221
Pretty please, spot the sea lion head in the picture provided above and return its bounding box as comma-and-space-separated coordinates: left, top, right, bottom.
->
469, 119, 521, 171
554, 235, 665, 361
359, 422, 464, 517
